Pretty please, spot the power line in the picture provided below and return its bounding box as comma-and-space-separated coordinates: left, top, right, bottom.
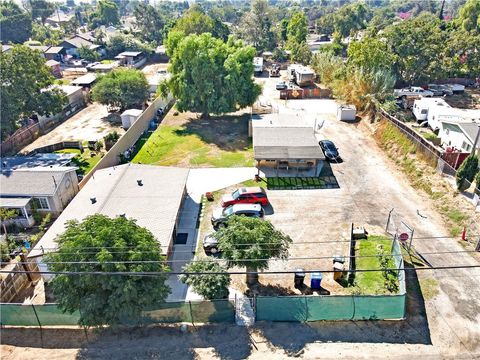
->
3, 249, 477, 266
2, 264, 480, 277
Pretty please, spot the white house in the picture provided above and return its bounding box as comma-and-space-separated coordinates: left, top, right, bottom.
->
428, 107, 480, 132
438, 121, 480, 153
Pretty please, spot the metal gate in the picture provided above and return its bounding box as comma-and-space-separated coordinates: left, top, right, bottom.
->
386, 209, 415, 250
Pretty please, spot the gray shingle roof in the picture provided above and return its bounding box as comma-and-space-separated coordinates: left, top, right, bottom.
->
458, 122, 480, 143
0, 168, 77, 196
253, 127, 325, 160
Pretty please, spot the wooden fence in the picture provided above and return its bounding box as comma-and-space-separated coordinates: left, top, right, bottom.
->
27, 141, 84, 155
0, 123, 41, 156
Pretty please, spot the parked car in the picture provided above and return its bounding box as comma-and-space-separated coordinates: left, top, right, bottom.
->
428, 84, 453, 96
276, 81, 287, 90
86, 61, 101, 70
446, 83, 465, 94
317, 34, 330, 42
394, 87, 434, 98
211, 204, 264, 229
270, 63, 280, 77
221, 187, 269, 207
319, 140, 340, 161
203, 233, 219, 254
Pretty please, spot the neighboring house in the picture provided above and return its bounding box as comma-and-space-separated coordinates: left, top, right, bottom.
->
252, 113, 325, 177
45, 59, 62, 78
45, 12, 74, 27
28, 164, 189, 266
116, 51, 146, 68
439, 121, 480, 153
71, 73, 97, 89
44, 46, 66, 62
38, 85, 84, 127
427, 106, 480, 132
59, 36, 103, 58
0, 154, 77, 170
27, 45, 49, 55
0, 167, 79, 227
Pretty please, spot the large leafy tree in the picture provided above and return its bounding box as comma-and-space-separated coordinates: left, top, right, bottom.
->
29, 0, 56, 25
333, 2, 372, 38
234, 0, 276, 52
347, 37, 398, 72
287, 11, 308, 45
180, 261, 230, 300
214, 216, 291, 285
0, 45, 66, 139
105, 34, 153, 58
45, 215, 170, 327
164, 33, 261, 118
456, 0, 480, 34
78, 45, 99, 62
91, 68, 149, 110
133, 3, 165, 44
0, 1, 32, 43
89, 0, 119, 28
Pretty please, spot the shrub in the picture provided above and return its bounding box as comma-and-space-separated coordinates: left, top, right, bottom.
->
456, 155, 478, 191
180, 261, 230, 299
475, 171, 480, 195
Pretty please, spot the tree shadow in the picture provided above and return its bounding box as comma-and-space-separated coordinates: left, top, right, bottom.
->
173, 114, 252, 152
245, 282, 297, 297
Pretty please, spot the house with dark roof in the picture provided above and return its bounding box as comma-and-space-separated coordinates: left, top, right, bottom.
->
44, 46, 66, 62
59, 35, 103, 58
252, 113, 325, 177
0, 167, 79, 227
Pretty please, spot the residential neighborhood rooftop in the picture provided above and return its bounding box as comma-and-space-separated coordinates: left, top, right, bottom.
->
0, 153, 77, 170
71, 73, 97, 86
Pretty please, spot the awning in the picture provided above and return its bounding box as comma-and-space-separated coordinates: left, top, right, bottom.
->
0, 197, 32, 208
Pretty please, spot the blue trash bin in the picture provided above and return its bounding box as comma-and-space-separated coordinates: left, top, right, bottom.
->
310, 272, 323, 290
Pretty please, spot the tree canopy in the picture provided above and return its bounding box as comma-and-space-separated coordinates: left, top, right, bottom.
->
0, 1, 32, 43
180, 261, 230, 300
133, 3, 165, 44
45, 215, 170, 327
214, 216, 291, 284
29, 0, 56, 25
91, 68, 148, 111
287, 11, 308, 45
164, 33, 261, 118
0, 45, 66, 139
89, 0, 119, 29
456, 0, 480, 33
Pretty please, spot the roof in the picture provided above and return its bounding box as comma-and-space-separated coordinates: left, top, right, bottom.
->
121, 109, 143, 117
253, 126, 325, 160
29, 164, 190, 258
61, 36, 93, 48
2, 45, 12, 52
458, 122, 480, 143
71, 73, 97, 85
251, 113, 311, 128
118, 51, 143, 57
0, 197, 32, 208
27, 45, 49, 52
45, 46, 64, 54
54, 85, 82, 96
0, 167, 77, 197
45, 59, 60, 66
0, 153, 76, 170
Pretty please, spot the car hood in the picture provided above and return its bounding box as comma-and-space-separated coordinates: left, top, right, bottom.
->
222, 194, 234, 204
203, 235, 218, 246
212, 208, 224, 220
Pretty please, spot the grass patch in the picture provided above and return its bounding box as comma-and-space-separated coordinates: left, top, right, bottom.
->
446, 209, 467, 223
266, 176, 339, 190
101, 59, 115, 64
55, 148, 102, 175
419, 278, 439, 300
132, 125, 253, 167
423, 132, 439, 142
353, 235, 399, 295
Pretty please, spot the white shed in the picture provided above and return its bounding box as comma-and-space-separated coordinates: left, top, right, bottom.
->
121, 109, 143, 129
337, 104, 356, 121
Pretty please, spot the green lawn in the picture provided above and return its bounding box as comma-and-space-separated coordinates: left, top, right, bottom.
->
55, 148, 103, 175
354, 235, 399, 295
132, 125, 253, 167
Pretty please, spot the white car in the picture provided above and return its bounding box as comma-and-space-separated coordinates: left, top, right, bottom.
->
446, 84, 465, 94
394, 86, 434, 98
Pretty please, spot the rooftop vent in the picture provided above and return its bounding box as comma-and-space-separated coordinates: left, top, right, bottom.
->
90, 197, 97, 204
137, 179, 143, 186
118, 213, 126, 218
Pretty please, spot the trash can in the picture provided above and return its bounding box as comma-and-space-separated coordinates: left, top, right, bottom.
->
294, 268, 305, 288
333, 262, 344, 281
332, 254, 345, 264
310, 272, 323, 290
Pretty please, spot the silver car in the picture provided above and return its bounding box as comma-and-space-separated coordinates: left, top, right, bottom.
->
211, 203, 264, 229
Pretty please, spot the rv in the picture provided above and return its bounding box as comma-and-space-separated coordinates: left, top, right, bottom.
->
412, 98, 451, 122
253, 57, 264, 75
288, 65, 315, 87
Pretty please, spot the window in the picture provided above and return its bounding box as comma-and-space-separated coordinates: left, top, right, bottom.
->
445, 128, 449, 135
462, 142, 472, 152
421, 109, 427, 114
32, 197, 49, 210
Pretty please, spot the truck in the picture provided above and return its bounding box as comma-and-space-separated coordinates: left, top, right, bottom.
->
253, 57, 263, 75
269, 63, 280, 77
394, 86, 434, 99
288, 64, 315, 87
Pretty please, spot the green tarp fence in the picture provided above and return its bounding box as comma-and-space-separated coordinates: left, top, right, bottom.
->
0, 300, 235, 326
256, 294, 406, 322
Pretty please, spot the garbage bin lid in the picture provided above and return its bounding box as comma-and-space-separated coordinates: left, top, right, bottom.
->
311, 272, 323, 279
295, 268, 305, 276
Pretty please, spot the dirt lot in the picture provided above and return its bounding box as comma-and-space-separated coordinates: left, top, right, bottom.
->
21, 103, 125, 153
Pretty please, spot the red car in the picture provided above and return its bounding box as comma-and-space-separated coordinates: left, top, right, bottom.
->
221, 187, 269, 207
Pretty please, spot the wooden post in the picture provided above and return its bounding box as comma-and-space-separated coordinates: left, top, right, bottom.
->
19, 253, 33, 282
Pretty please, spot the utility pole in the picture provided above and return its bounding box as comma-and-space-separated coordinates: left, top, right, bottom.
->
473, 124, 480, 156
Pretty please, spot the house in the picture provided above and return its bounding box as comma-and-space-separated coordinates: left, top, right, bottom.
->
59, 36, 102, 58
44, 46, 66, 62
121, 109, 143, 129
45, 12, 74, 27
116, 51, 146, 68
28, 164, 190, 265
71, 73, 97, 89
252, 113, 325, 177
428, 107, 480, 132
438, 121, 480, 153
0, 167, 79, 227
38, 85, 84, 127
0, 153, 77, 171
45, 59, 62, 77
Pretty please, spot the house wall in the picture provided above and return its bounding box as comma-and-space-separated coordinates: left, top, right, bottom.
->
438, 124, 473, 152
36, 171, 79, 216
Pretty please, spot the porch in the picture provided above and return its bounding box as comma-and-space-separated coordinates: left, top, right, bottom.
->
0, 198, 35, 228
256, 159, 324, 178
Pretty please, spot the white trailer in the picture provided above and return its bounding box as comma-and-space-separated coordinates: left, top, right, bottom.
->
253, 57, 263, 75
412, 98, 450, 122
428, 107, 480, 132
288, 64, 315, 87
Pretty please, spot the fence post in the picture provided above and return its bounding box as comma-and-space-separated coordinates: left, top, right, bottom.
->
188, 301, 196, 329
386, 208, 394, 233
30, 303, 44, 348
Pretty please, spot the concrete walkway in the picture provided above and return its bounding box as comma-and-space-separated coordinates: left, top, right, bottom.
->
167, 167, 257, 302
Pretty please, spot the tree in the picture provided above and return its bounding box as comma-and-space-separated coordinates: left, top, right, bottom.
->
29, 0, 56, 25
0, 208, 18, 241
0, 45, 67, 139
347, 37, 398, 72
45, 215, 170, 327
456, 0, 480, 33
215, 216, 291, 285
234, 0, 276, 52
78, 45, 99, 62
0, 1, 32, 43
133, 3, 165, 44
333, 2, 372, 38
89, 0, 119, 28
456, 155, 478, 191
105, 34, 154, 58
180, 261, 230, 300
289, 41, 312, 65
287, 11, 308, 45
164, 33, 261, 119
91, 68, 148, 110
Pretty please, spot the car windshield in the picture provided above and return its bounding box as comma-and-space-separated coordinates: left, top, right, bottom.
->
324, 142, 335, 151
223, 206, 234, 216
232, 190, 240, 199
